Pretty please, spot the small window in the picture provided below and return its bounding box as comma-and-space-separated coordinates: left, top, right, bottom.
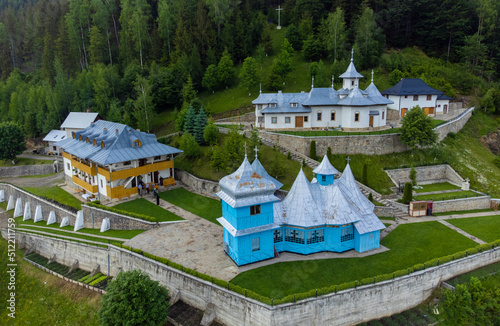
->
290, 103, 298, 107
257, 104, 262, 110
354, 112, 360, 122
250, 205, 261, 215
351, 81, 355, 86
133, 140, 141, 147
322, 175, 326, 182
72, 132, 76, 139
285, 117, 291, 123
271, 117, 277, 124
341, 225, 354, 242
317, 111, 322, 121
101, 141, 105, 148
304, 116, 309, 122
285, 229, 305, 244
67, 163, 70, 170
404, 95, 408, 99
93, 139, 97, 145
86, 137, 89, 143
270, 103, 277, 107
123, 161, 131, 166
426, 95, 431, 101
258, 117, 264, 122
413, 95, 419, 101
252, 237, 260, 252
331, 111, 336, 121
100, 180, 103, 188
79, 135, 82, 141
382, 110, 385, 119
274, 229, 283, 243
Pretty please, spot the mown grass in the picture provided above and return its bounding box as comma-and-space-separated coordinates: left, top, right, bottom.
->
159, 188, 222, 225
414, 190, 479, 201
14, 216, 145, 239
23, 186, 82, 210
433, 208, 495, 216
230, 222, 477, 299
0, 158, 52, 167
414, 182, 461, 193
113, 198, 183, 222
447, 261, 500, 287
446, 215, 500, 243
0, 238, 102, 325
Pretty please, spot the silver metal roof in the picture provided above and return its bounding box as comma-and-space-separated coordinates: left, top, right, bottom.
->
60, 112, 100, 129
43, 130, 66, 142
365, 82, 394, 105
217, 217, 280, 237
302, 88, 339, 106
56, 120, 183, 165
217, 156, 280, 208
251, 157, 283, 189
256, 91, 312, 114
337, 87, 378, 106
313, 155, 339, 175
339, 61, 364, 78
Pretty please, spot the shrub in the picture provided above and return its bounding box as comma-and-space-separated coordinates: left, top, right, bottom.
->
409, 166, 417, 185
402, 182, 413, 204
98, 270, 170, 326
310, 140, 317, 160
368, 193, 373, 202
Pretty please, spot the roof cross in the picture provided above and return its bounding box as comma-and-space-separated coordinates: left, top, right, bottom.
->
351, 48, 354, 62
346, 156, 351, 164
244, 141, 247, 157
371, 69, 374, 82
331, 75, 334, 88
254, 146, 259, 159
311, 75, 314, 88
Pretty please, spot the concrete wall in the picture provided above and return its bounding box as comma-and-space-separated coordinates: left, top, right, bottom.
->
0, 162, 63, 178
80, 205, 165, 230
385, 165, 464, 187
175, 169, 220, 196
0, 183, 77, 225
434, 107, 474, 141
9, 231, 500, 326
432, 196, 491, 213
259, 107, 473, 157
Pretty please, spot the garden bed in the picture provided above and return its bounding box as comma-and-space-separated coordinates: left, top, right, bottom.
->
413, 182, 461, 193
414, 190, 480, 201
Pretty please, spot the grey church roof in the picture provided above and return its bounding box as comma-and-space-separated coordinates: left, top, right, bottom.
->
251, 157, 283, 189
56, 120, 182, 165
217, 156, 280, 208
337, 87, 378, 106
313, 155, 339, 175
365, 82, 394, 105
60, 112, 100, 129
381, 78, 443, 96
339, 60, 364, 78
255, 91, 311, 114
302, 88, 339, 106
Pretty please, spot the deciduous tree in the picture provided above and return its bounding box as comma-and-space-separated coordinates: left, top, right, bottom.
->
400, 106, 438, 149
0, 122, 26, 161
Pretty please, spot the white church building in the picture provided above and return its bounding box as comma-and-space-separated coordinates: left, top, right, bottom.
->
253, 54, 393, 130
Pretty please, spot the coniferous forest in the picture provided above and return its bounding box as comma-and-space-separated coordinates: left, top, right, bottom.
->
0, 0, 499, 138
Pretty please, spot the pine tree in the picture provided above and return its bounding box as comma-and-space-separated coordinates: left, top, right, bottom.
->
310, 140, 317, 160
410, 167, 417, 185
183, 104, 198, 134
402, 182, 413, 204
194, 106, 207, 144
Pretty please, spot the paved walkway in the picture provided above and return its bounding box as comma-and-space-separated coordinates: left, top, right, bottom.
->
18, 153, 63, 161
438, 221, 486, 245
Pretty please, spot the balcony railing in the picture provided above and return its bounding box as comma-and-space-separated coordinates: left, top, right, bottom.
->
101, 160, 173, 181
106, 185, 138, 199
72, 175, 98, 194
72, 159, 97, 176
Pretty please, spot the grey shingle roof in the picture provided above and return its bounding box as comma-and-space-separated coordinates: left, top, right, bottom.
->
56, 120, 182, 165
60, 112, 100, 129
381, 78, 443, 96
339, 61, 364, 78
43, 130, 66, 142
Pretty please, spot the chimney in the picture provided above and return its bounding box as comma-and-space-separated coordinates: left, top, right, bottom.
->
86, 108, 91, 113
103, 128, 108, 134
116, 129, 119, 133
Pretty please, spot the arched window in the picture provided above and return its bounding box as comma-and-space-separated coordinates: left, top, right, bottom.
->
72, 132, 76, 139
101, 141, 105, 148
133, 140, 142, 148
354, 111, 360, 122
317, 110, 322, 121
86, 137, 89, 143
93, 139, 97, 146
331, 111, 336, 121
79, 135, 82, 141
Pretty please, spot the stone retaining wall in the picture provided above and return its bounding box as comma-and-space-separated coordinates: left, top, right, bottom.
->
175, 169, 220, 196
81, 205, 165, 230
432, 196, 491, 213
7, 231, 499, 326
258, 107, 474, 157
385, 164, 464, 187
0, 162, 63, 177
0, 183, 76, 225
373, 206, 395, 217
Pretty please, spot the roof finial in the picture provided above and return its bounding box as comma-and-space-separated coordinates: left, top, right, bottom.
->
331, 75, 334, 88
254, 145, 259, 159
346, 156, 351, 164
259, 83, 262, 94
300, 160, 303, 169
371, 69, 374, 83
351, 48, 354, 62
311, 75, 314, 88
244, 141, 247, 157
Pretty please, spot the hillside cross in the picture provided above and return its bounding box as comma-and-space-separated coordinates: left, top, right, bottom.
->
276, 5, 282, 29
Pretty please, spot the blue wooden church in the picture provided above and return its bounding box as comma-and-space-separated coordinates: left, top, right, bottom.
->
217, 153, 385, 266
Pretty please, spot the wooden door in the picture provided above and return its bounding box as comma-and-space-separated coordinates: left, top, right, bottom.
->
424, 107, 435, 115
443, 105, 448, 114
369, 116, 374, 127
295, 116, 303, 128
401, 108, 407, 117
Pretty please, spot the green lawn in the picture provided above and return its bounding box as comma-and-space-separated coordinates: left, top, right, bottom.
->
159, 188, 222, 225
230, 222, 477, 299
414, 182, 461, 193
433, 208, 494, 216
446, 215, 500, 243
0, 238, 102, 325
0, 158, 52, 167
0, 201, 7, 211
414, 190, 479, 201
113, 198, 184, 222
15, 216, 145, 240
23, 186, 82, 210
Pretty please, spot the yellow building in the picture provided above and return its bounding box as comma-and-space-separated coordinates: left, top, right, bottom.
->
56, 120, 183, 201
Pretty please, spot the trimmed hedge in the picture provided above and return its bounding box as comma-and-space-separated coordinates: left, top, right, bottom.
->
86, 202, 157, 222
111, 240, 499, 306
